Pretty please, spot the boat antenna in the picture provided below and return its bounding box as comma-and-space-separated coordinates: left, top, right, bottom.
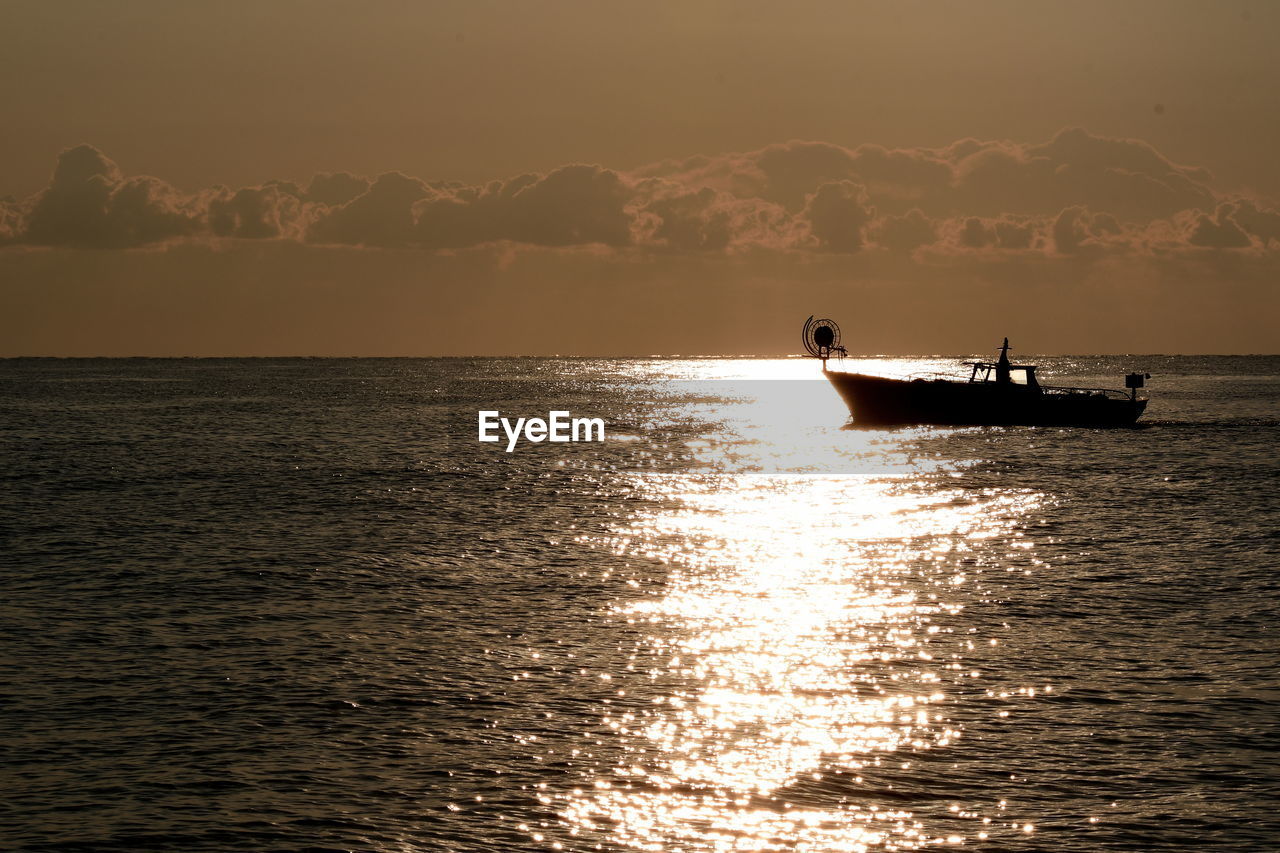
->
802, 316, 846, 367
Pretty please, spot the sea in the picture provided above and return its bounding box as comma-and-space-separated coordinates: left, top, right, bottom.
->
2, 355, 1278, 852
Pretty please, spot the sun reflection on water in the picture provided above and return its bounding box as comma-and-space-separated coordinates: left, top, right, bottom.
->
531, 363, 1047, 850
558, 460, 1040, 850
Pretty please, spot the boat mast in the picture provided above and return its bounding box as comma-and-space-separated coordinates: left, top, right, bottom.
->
996, 337, 1011, 384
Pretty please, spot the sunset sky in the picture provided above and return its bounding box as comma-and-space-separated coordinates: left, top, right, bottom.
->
2, 0, 1278, 355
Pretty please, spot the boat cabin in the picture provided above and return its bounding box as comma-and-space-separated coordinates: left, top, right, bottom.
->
967, 338, 1041, 390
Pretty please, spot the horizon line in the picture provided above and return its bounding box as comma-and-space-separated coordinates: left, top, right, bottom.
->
4, 352, 1278, 360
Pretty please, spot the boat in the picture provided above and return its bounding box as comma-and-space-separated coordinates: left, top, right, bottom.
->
802, 316, 1149, 427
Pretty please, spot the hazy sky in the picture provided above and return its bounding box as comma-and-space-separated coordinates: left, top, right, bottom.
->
2, 0, 1278, 354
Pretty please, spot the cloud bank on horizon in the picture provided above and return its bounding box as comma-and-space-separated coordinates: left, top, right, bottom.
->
4, 128, 1278, 258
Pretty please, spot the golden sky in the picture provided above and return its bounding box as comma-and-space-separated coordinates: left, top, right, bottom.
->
2, 0, 1278, 354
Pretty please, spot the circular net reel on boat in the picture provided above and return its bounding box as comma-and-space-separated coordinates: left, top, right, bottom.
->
802, 316, 846, 361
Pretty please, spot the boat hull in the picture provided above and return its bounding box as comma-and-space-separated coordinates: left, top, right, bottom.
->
826, 370, 1147, 427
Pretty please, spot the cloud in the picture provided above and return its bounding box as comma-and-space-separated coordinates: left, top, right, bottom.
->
470, 164, 632, 248
873, 208, 937, 253
632, 128, 1218, 224
305, 172, 370, 206
846, 145, 953, 214
918, 213, 1046, 254
308, 172, 430, 247
991, 217, 1040, 250
1196, 199, 1280, 248
3, 133, 1278, 258
959, 217, 993, 249
756, 142, 859, 210
22, 145, 200, 248
629, 182, 798, 252
1052, 206, 1123, 255
804, 181, 874, 252
1186, 203, 1254, 249
950, 129, 1211, 221
208, 184, 303, 240
632, 185, 733, 251
0, 200, 21, 244
303, 164, 637, 249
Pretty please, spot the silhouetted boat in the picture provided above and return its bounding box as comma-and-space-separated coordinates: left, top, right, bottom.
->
802, 316, 1149, 427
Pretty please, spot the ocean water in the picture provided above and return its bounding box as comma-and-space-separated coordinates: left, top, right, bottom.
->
2, 355, 1278, 852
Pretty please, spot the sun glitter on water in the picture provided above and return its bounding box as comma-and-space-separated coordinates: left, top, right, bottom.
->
551, 370, 1042, 850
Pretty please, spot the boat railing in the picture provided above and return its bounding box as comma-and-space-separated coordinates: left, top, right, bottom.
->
1041, 384, 1132, 400
887, 369, 1136, 401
